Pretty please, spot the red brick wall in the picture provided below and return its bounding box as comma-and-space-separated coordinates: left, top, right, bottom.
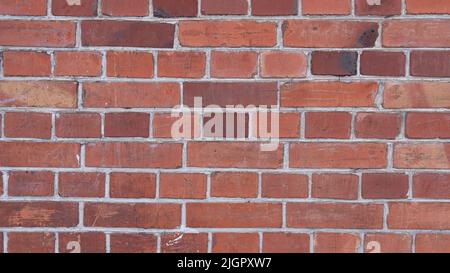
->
0, 0, 449, 253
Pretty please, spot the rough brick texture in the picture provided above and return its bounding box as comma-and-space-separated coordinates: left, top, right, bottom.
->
0, 0, 448, 254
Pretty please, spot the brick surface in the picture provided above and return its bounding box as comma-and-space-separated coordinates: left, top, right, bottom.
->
0, 0, 449, 253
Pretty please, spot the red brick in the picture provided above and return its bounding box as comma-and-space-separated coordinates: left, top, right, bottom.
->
0, 21, 75, 47
252, 0, 297, 16
305, 112, 352, 139
187, 203, 282, 228
264, 112, 300, 138
364, 233, 412, 253
161, 233, 208, 253
184, 82, 277, 107
384, 82, 450, 109
59, 172, 105, 198
362, 173, 409, 199
83, 82, 180, 108
281, 81, 378, 107
302, 0, 351, 15
211, 172, 258, 198
413, 173, 450, 199
315, 233, 360, 253
290, 143, 387, 168
56, 113, 101, 138
355, 0, 402, 16
287, 203, 384, 228
84, 203, 181, 228
110, 234, 156, 253
110, 173, 156, 199
312, 174, 359, 200
81, 20, 175, 48
153, 0, 198, 17
416, 234, 450, 253
159, 173, 207, 199
311, 51, 357, 76
261, 51, 307, 78
85, 142, 182, 168
0, 81, 78, 108
152, 113, 201, 139
0, 142, 80, 168
394, 143, 450, 169
355, 113, 401, 139
158, 51, 206, 78
107, 51, 154, 78
411, 51, 450, 77
187, 142, 283, 168
102, 0, 149, 16
0, 202, 78, 227
8, 233, 55, 253
52, 0, 97, 16
59, 233, 106, 253
201, 0, 248, 15
360, 51, 406, 76
388, 202, 450, 229
104, 112, 150, 138
263, 233, 310, 253
202, 112, 250, 138
4, 112, 52, 139
383, 20, 450, 47
0, 0, 47, 15
283, 20, 378, 48
55, 51, 102, 77
406, 0, 450, 14
3, 51, 51, 77
406, 113, 450, 139
261, 173, 308, 198
179, 21, 277, 47
210, 51, 257, 78
8, 171, 54, 197
213, 233, 259, 253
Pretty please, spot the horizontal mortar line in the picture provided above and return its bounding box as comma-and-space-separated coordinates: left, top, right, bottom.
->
1, 167, 450, 173
1, 108, 449, 113
4, 76, 450, 82
1, 197, 450, 204
0, 138, 449, 143
4, 46, 450, 51
0, 227, 449, 234
3, 14, 450, 21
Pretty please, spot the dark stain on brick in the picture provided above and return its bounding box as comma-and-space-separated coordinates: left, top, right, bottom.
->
339, 52, 358, 75
154, 8, 170, 18
358, 28, 378, 47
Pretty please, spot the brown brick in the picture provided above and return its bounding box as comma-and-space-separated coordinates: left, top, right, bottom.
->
52, 0, 97, 16
104, 113, 150, 138
411, 51, 450, 77
153, 0, 198, 17
252, 0, 297, 15
81, 20, 175, 48
8, 171, 54, 197
361, 51, 406, 76
362, 173, 409, 199
312, 51, 358, 76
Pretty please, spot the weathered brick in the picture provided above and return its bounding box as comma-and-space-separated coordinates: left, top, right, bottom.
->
213, 233, 259, 253
59, 172, 105, 198
85, 142, 182, 168
107, 51, 154, 78
84, 203, 181, 228
8, 171, 54, 197
290, 143, 387, 168
312, 174, 359, 200
55, 51, 102, 77
159, 173, 207, 199
283, 20, 379, 48
102, 0, 149, 16
56, 113, 102, 138
384, 82, 450, 108
179, 21, 277, 47
406, 113, 450, 139
0, 21, 75, 47
104, 112, 150, 138
305, 112, 352, 139
59, 233, 106, 253
394, 143, 450, 169
161, 233, 208, 253
8, 233, 55, 253
211, 172, 259, 198
355, 113, 401, 139
406, 0, 450, 14
252, 0, 297, 16
383, 20, 450, 47
281, 81, 378, 107
158, 51, 206, 78
110, 233, 156, 253
187, 142, 283, 168
187, 203, 282, 228
388, 202, 450, 229
287, 203, 384, 229
261, 173, 308, 198
315, 233, 360, 253
362, 173, 409, 199
410, 51, 450, 77
0, 81, 78, 108
364, 233, 412, 253
83, 82, 180, 108
4, 112, 52, 139
0, 0, 47, 15
360, 51, 406, 76
260, 51, 307, 78
153, 0, 198, 17
355, 0, 402, 16
302, 0, 351, 15
52, 0, 97, 16
110, 173, 156, 199
81, 20, 175, 48
263, 233, 310, 253
413, 173, 450, 199
3, 51, 51, 77
311, 51, 357, 76
201, 0, 248, 15
211, 51, 258, 78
